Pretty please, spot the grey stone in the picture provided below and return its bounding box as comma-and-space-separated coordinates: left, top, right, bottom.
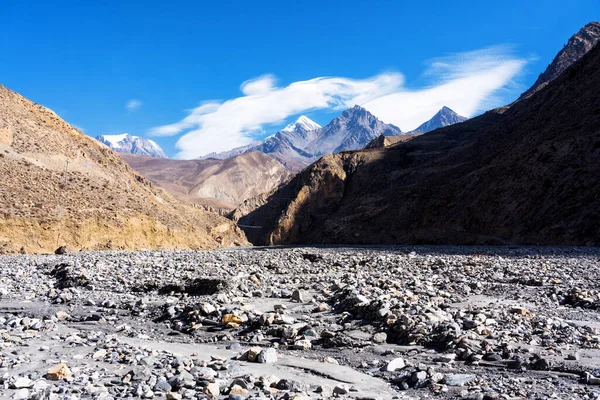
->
443, 374, 476, 386
258, 348, 277, 363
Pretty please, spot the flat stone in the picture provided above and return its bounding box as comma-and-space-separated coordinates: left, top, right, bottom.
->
55, 311, 70, 321
443, 374, 476, 386
385, 357, 405, 372
11, 378, 33, 389
92, 349, 107, 359
140, 356, 157, 366
434, 353, 456, 363
155, 377, 172, 393
12, 389, 29, 400
372, 332, 387, 344
293, 339, 312, 350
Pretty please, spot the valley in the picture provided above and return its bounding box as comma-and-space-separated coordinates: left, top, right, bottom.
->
0, 8, 599, 400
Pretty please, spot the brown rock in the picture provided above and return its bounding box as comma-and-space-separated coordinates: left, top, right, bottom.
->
46, 363, 71, 380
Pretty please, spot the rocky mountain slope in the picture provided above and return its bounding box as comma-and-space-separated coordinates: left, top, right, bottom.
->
204, 108, 402, 171
305, 105, 403, 156
408, 106, 467, 134
96, 133, 168, 158
364, 133, 419, 149
200, 116, 322, 171
520, 21, 600, 100
122, 151, 291, 210
0, 85, 247, 253
234, 36, 600, 246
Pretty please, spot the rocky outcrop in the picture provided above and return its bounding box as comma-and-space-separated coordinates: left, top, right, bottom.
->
520, 21, 600, 100
364, 133, 419, 149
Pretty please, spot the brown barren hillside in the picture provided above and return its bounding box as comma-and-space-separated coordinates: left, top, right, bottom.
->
121, 151, 291, 211
0, 85, 247, 253
235, 41, 600, 246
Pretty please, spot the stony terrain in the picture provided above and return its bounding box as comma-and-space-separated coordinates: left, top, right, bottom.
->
0, 246, 599, 399
0, 85, 247, 253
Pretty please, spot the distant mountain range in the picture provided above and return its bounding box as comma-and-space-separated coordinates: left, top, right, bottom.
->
201, 105, 403, 170
202, 105, 465, 170
96, 134, 168, 158
96, 105, 466, 165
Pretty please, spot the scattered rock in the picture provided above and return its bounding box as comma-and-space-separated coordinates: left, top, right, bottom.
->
258, 348, 277, 363
385, 357, 405, 372
54, 245, 70, 255
246, 346, 262, 362
333, 383, 349, 395
291, 289, 304, 303
46, 363, 71, 381
443, 374, 476, 387
55, 311, 70, 321
372, 332, 387, 344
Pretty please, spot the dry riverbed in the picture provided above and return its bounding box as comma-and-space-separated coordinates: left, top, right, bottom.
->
0, 246, 599, 399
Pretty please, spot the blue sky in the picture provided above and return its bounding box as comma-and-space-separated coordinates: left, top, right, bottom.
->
1, 0, 598, 158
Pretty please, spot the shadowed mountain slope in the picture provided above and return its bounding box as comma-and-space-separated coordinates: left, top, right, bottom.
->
234, 40, 600, 246
520, 21, 600, 100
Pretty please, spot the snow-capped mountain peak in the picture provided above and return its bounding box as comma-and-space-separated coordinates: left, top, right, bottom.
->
304, 105, 403, 156
96, 133, 168, 158
408, 106, 467, 134
100, 133, 130, 147
281, 115, 321, 133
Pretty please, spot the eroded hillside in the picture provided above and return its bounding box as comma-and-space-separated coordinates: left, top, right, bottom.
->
0, 85, 247, 253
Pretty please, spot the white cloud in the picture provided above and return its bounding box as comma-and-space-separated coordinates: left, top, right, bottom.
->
126, 99, 143, 112
150, 74, 403, 159
364, 46, 527, 130
149, 46, 526, 159
240, 74, 278, 95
